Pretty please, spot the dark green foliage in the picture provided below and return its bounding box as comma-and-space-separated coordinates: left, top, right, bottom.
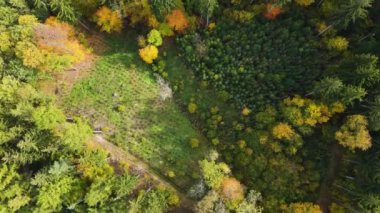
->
152, 0, 177, 17
177, 17, 321, 111
338, 54, 380, 87
333, 0, 373, 28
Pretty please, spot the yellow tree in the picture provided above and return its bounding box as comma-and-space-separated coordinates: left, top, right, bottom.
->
272, 123, 295, 140
93, 6, 123, 33
335, 115, 372, 151
281, 202, 322, 213
139, 45, 158, 64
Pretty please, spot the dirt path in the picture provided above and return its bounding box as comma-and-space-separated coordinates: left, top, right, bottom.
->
317, 142, 344, 212
90, 134, 195, 211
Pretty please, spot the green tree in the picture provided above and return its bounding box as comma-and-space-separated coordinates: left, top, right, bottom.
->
152, 0, 177, 16
198, 0, 218, 26
32, 161, 80, 212
147, 29, 163, 46
33, 0, 78, 22
333, 0, 373, 28
0, 164, 30, 212
199, 159, 230, 189
368, 96, 380, 131
237, 190, 263, 213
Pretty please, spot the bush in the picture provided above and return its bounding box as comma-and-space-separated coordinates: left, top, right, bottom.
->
166, 170, 176, 178
139, 45, 158, 64
190, 138, 200, 148
158, 23, 174, 37
241, 107, 251, 116
188, 102, 198, 113
147, 29, 163, 46
137, 35, 147, 47
327, 36, 349, 51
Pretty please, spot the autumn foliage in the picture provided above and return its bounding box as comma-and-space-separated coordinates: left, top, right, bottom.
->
272, 123, 296, 140
93, 6, 123, 33
220, 177, 244, 202
139, 45, 158, 64
281, 202, 322, 213
166, 9, 189, 33
335, 115, 372, 151
263, 3, 282, 20
15, 16, 88, 72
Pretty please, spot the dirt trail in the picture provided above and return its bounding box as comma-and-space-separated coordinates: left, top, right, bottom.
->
317, 142, 344, 212
90, 134, 195, 211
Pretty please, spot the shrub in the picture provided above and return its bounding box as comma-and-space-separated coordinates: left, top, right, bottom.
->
166, 9, 189, 33
211, 138, 220, 145
147, 29, 163, 46
137, 35, 147, 47
241, 107, 251, 116
167, 192, 180, 206
166, 170, 176, 178
190, 138, 200, 148
327, 36, 349, 51
93, 6, 123, 33
117, 105, 126, 112
158, 23, 174, 37
139, 45, 158, 64
188, 102, 198, 113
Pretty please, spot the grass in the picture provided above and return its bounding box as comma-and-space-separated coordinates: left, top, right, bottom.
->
63, 33, 209, 190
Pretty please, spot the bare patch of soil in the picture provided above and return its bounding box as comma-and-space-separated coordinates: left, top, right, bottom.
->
39, 31, 108, 98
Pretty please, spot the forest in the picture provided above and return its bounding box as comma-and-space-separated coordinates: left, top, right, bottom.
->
0, 0, 379, 212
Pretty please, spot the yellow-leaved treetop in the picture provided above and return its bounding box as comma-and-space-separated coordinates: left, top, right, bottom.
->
281, 202, 322, 213
139, 45, 158, 64
272, 122, 296, 140
283, 96, 345, 127
327, 36, 349, 51
295, 0, 315, 7
93, 6, 123, 33
335, 115, 372, 151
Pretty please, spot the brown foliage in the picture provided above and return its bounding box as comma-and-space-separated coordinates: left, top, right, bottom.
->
263, 3, 282, 20
166, 9, 189, 33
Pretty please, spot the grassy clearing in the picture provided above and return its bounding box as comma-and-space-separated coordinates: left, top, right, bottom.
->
63, 33, 208, 190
